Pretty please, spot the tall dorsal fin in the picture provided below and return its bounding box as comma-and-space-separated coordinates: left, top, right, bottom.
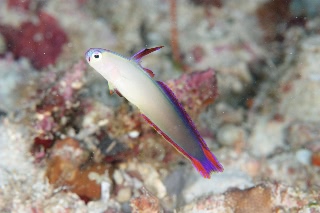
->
130, 46, 164, 63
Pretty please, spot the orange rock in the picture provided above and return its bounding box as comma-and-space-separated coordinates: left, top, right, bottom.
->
311, 152, 320, 167
46, 157, 77, 184
69, 164, 108, 200
46, 137, 109, 201
226, 185, 272, 213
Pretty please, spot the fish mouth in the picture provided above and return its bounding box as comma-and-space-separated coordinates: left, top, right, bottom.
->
85, 48, 94, 63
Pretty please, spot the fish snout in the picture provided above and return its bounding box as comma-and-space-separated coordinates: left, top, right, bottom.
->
85, 48, 93, 63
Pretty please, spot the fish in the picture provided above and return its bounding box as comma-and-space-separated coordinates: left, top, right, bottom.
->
85, 46, 223, 178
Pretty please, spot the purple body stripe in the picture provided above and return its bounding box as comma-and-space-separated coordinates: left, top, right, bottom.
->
156, 81, 207, 148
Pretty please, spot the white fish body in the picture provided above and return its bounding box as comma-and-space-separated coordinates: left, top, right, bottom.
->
85, 47, 223, 178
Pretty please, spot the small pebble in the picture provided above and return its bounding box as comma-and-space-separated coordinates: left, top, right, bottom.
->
217, 124, 246, 146
128, 130, 140, 138
116, 187, 132, 202
113, 170, 124, 185
295, 149, 312, 165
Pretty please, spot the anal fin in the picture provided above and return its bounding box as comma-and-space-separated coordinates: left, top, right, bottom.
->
140, 113, 192, 163
108, 82, 115, 95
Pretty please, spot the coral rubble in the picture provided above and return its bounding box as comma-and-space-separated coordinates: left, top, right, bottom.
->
1, 0, 320, 212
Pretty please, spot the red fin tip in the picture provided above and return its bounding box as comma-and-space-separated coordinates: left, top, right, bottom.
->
202, 147, 223, 172
189, 157, 211, 178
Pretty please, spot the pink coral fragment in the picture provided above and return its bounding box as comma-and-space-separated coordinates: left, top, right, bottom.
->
7, 0, 31, 11
0, 11, 68, 69
165, 68, 218, 117
33, 61, 86, 152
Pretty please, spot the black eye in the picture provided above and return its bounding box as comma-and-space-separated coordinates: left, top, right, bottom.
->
92, 52, 102, 60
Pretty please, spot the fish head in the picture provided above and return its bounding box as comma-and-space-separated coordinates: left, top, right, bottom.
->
85, 48, 107, 67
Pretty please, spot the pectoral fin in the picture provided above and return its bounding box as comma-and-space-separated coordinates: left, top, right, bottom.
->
108, 82, 115, 95
108, 82, 123, 97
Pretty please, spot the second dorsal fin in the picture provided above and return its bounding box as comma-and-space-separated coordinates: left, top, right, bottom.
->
131, 46, 163, 78
143, 68, 155, 78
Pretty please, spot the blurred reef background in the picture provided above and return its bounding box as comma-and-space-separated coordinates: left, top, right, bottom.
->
0, 0, 320, 212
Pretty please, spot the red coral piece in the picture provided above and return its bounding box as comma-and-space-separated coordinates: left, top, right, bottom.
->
7, 0, 31, 11
32, 61, 86, 157
34, 136, 54, 149
165, 69, 218, 117
0, 11, 68, 69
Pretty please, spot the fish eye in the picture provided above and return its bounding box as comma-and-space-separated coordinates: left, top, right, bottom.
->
92, 52, 102, 60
